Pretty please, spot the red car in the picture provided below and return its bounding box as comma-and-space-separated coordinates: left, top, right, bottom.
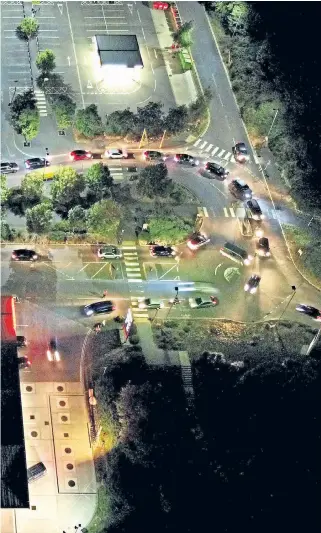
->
69, 150, 92, 161
153, 1, 169, 9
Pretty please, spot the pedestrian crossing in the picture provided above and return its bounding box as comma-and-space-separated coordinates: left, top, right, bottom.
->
109, 166, 124, 182
130, 296, 149, 322
122, 246, 143, 283
34, 89, 47, 117
190, 138, 233, 162
197, 206, 279, 219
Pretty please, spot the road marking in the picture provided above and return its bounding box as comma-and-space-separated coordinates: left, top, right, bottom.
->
205, 144, 213, 152
203, 207, 209, 217
122, 246, 137, 250
200, 141, 207, 149
211, 146, 219, 156
128, 278, 142, 283
217, 149, 225, 158
66, 1, 85, 108
229, 207, 235, 217
223, 207, 228, 217
223, 151, 232, 161
193, 138, 202, 147
214, 263, 222, 276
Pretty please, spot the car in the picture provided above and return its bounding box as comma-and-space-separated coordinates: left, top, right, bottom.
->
204, 162, 229, 179
18, 356, 31, 370
232, 142, 249, 163
245, 199, 264, 221
138, 298, 164, 310
24, 157, 50, 169
188, 297, 218, 309
84, 300, 115, 316
69, 149, 92, 161
174, 154, 199, 166
143, 150, 167, 161
104, 148, 128, 159
187, 233, 210, 251
11, 249, 38, 261
244, 274, 261, 294
150, 245, 176, 257
228, 179, 252, 200
256, 237, 270, 257
295, 304, 321, 321
1, 162, 19, 174
97, 246, 122, 259
46, 338, 60, 362
16, 335, 28, 347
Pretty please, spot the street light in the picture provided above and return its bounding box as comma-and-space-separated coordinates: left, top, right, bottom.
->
277, 285, 296, 324
165, 286, 179, 320
8, 80, 19, 107
267, 108, 279, 138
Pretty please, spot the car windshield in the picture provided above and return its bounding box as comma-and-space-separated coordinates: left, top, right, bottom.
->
195, 297, 202, 305
238, 145, 247, 153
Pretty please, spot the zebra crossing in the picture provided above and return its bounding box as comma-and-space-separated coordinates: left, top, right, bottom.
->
122, 246, 143, 283
34, 89, 48, 117
109, 166, 124, 182
130, 297, 149, 322
198, 206, 279, 219
190, 138, 233, 162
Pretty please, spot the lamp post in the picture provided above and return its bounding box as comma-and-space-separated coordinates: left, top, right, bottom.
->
277, 285, 296, 324
165, 286, 179, 320
267, 108, 279, 138
8, 80, 19, 107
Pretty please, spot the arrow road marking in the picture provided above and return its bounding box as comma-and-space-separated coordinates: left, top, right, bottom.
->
67, 56, 71, 66
57, 3, 63, 15
214, 263, 222, 276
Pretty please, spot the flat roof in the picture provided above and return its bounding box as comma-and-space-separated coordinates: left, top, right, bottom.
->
95, 34, 143, 68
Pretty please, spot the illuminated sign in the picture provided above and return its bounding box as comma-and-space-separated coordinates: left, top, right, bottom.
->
123, 308, 133, 340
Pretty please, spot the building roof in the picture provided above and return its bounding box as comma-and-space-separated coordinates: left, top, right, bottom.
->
95, 34, 143, 68
1, 299, 29, 509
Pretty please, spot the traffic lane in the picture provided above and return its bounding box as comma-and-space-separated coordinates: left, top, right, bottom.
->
178, 2, 250, 148
16, 299, 87, 382
1, 257, 59, 302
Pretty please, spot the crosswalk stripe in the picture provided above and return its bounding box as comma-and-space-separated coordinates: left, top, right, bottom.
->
203, 207, 209, 217
123, 252, 138, 256
217, 149, 225, 158
128, 278, 143, 283
200, 141, 207, 149
125, 267, 141, 272
229, 207, 235, 217
193, 138, 203, 147
126, 272, 141, 277
223, 207, 228, 217
223, 152, 232, 161
205, 144, 213, 152
211, 146, 219, 156
122, 246, 137, 250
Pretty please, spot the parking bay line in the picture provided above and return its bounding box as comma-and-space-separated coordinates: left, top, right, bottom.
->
91, 264, 109, 279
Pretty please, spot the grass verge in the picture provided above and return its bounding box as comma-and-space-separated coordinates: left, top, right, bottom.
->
282, 223, 321, 289
87, 485, 112, 533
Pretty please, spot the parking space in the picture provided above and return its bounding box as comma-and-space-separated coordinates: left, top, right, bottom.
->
143, 261, 180, 281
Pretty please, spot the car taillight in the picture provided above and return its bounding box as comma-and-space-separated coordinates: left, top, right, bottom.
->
33, 254, 38, 260
174, 156, 178, 161
12, 253, 16, 258
112, 305, 116, 311
86, 153, 92, 158
69, 154, 74, 160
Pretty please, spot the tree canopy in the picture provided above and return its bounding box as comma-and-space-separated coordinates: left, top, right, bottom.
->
87, 199, 123, 239
85, 162, 114, 201
16, 17, 39, 40
136, 163, 173, 199
17, 108, 40, 141
21, 172, 44, 203
36, 49, 56, 73
173, 21, 194, 47
51, 167, 85, 214
74, 104, 104, 138
147, 215, 194, 244
26, 201, 52, 234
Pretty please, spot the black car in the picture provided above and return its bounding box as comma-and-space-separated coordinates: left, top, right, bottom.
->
256, 237, 270, 257
16, 335, 28, 347
295, 304, 321, 321
244, 274, 261, 294
174, 154, 199, 166
1, 162, 19, 174
245, 199, 264, 221
205, 162, 229, 179
25, 157, 50, 170
150, 245, 176, 257
143, 150, 167, 161
12, 249, 38, 261
18, 356, 31, 370
232, 142, 249, 162
228, 179, 252, 200
84, 300, 115, 316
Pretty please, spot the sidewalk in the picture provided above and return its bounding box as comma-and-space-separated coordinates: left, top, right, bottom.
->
151, 9, 197, 107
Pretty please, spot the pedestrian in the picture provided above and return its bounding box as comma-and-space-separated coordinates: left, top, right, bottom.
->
102, 289, 108, 298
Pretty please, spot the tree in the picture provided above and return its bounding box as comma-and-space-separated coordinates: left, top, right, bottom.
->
105, 108, 136, 137
0, 174, 9, 205
136, 102, 164, 137
74, 104, 104, 138
26, 202, 52, 234
51, 167, 85, 214
5, 187, 26, 216
136, 163, 173, 199
188, 88, 212, 123
116, 383, 151, 443
164, 105, 189, 134
87, 199, 122, 239
147, 215, 194, 243
52, 95, 76, 129
21, 172, 44, 203
68, 206, 87, 232
85, 163, 114, 200
16, 17, 39, 40
243, 101, 283, 139
9, 89, 37, 134
214, 2, 249, 36
36, 49, 56, 73
173, 21, 194, 48
17, 108, 40, 141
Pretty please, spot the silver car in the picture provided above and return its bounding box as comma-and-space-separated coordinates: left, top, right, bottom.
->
97, 246, 122, 259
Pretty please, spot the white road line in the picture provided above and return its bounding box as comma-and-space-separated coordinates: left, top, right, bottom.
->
223, 207, 229, 217
125, 268, 141, 272
200, 141, 207, 149
122, 246, 137, 250
229, 207, 235, 217
128, 279, 143, 283
223, 152, 232, 161
203, 207, 209, 217
205, 144, 213, 152
193, 138, 202, 147
211, 146, 219, 155
66, 1, 85, 108
127, 273, 142, 278
197, 207, 204, 216
217, 149, 225, 158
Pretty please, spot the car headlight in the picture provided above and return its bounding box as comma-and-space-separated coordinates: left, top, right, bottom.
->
250, 287, 257, 294
265, 251, 270, 257
244, 284, 249, 291
138, 303, 146, 309
47, 350, 52, 361
195, 160, 200, 166
55, 351, 60, 361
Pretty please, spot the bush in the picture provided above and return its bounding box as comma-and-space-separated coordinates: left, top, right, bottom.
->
129, 334, 140, 345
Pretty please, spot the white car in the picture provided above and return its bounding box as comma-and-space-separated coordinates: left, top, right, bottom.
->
137, 298, 164, 310
97, 246, 122, 259
104, 148, 128, 159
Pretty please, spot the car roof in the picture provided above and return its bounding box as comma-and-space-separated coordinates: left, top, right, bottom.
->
26, 157, 43, 162
234, 179, 248, 187
90, 300, 113, 309
14, 248, 35, 253
109, 148, 122, 153
258, 237, 269, 245
72, 149, 86, 153
153, 245, 168, 250
249, 199, 259, 207
145, 150, 160, 154
207, 161, 221, 168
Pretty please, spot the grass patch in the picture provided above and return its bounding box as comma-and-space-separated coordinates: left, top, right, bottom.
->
87, 485, 112, 533
283, 223, 321, 288
27, 165, 63, 180
82, 262, 113, 280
